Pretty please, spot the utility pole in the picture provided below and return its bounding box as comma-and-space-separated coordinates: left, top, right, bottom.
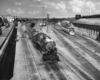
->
9, 15, 10, 22
47, 13, 49, 32
42, 6, 44, 23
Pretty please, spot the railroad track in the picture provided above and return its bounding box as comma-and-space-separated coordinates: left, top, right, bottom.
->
50, 63, 67, 80
26, 31, 69, 80
22, 39, 41, 80
74, 33, 100, 53
25, 24, 100, 80
56, 26, 100, 52
53, 28, 100, 80
35, 47, 68, 80
56, 27, 100, 64
59, 53, 93, 80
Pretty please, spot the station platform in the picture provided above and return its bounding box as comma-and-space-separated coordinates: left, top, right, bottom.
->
11, 38, 29, 80
11, 23, 40, 80
0, 23, 14, 48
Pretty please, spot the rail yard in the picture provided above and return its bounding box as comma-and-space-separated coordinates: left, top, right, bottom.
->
0, 18, 100, 80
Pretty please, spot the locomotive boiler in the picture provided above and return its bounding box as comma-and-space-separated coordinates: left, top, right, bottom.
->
32, 31, 59, 64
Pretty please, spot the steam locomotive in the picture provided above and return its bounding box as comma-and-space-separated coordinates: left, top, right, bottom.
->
27, 25, 59, 64
34, 31, 59, 63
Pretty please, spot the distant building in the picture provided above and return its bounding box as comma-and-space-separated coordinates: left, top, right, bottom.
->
73, 18, 100, 41
75, 14, 81, 19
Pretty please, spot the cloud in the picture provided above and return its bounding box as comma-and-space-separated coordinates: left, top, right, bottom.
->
29, 5, 34, 7
97, 2, 100, 5
15, 2, 22, 5
56, 2, 67, 12
33, 0, 42, 2
71, 6, 82, 13
6, 9, 12, 13
47, 11, 55, 14
28, 11, 40, 14
15, 2, 26, 5
69, 0, 97, 13
43, 2, 51, 8
85, 1, 96, 14
33, 0, 43, 5
15, 8, 24, 14
44, 1, 67, 12
6, 8, 24, 14
69, 0, 85, 13
29, 4, 42, 7
37, 0, 42, 2
86, 1, 96, 10
95, 10, 100, 13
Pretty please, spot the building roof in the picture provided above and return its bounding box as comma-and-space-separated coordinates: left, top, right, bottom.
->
73, 18, 100, 26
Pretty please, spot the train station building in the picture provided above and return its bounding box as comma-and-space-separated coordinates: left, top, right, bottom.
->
73, 15, 100, 41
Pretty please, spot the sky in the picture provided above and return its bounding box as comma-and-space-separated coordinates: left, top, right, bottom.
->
0, 0, 100, 18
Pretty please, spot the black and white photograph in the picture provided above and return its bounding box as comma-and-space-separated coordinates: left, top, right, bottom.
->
0, 0, 100, 80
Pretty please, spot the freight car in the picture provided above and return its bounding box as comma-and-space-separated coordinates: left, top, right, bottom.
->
32, 30, 59, 64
